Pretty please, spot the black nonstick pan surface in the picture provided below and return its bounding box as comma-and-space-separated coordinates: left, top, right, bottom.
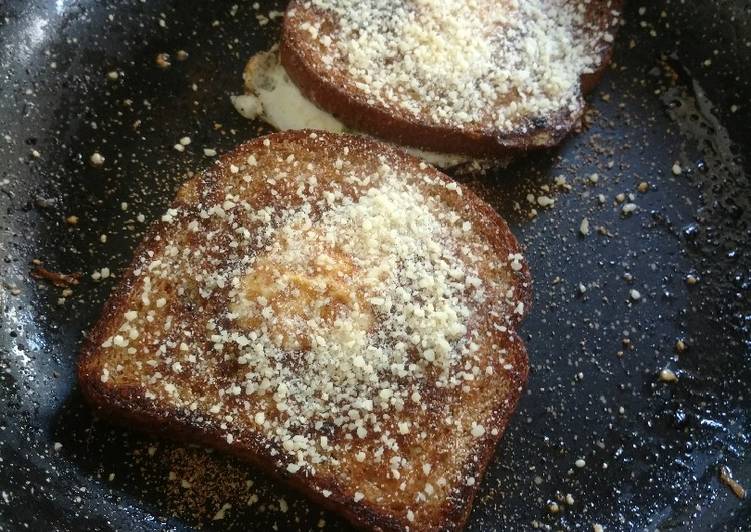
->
1, 1, 750, 530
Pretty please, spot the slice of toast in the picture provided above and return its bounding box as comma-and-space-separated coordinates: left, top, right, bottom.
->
78, 130, 531, 530
280, 0, 623, 157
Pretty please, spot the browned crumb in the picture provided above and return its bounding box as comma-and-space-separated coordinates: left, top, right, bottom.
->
720, 466, 747, 499
31, 266, 81, 288
597, 226, 614, 238
156, 53, 172, 69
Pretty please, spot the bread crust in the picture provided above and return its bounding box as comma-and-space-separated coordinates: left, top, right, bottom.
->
280, 1, 623, 158
78, 131, 532, 531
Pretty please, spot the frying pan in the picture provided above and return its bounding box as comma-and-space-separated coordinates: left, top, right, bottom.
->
1, 1, 750, 530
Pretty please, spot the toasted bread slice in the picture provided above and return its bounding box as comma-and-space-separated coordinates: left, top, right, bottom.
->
280, 0, 622, 157
78, 131, 531, 531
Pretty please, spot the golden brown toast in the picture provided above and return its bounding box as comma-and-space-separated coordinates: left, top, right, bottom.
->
78, 130, 531, 531
280, 0, 623, 157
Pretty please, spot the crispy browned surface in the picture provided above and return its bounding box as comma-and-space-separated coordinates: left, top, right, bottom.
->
78, 131, 531, 531
281, 1, 623, 158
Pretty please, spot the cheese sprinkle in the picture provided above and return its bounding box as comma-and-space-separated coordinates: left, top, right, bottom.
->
293, 0, 617, 134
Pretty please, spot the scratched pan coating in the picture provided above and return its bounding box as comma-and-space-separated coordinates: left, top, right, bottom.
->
0, 1, 750, 531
